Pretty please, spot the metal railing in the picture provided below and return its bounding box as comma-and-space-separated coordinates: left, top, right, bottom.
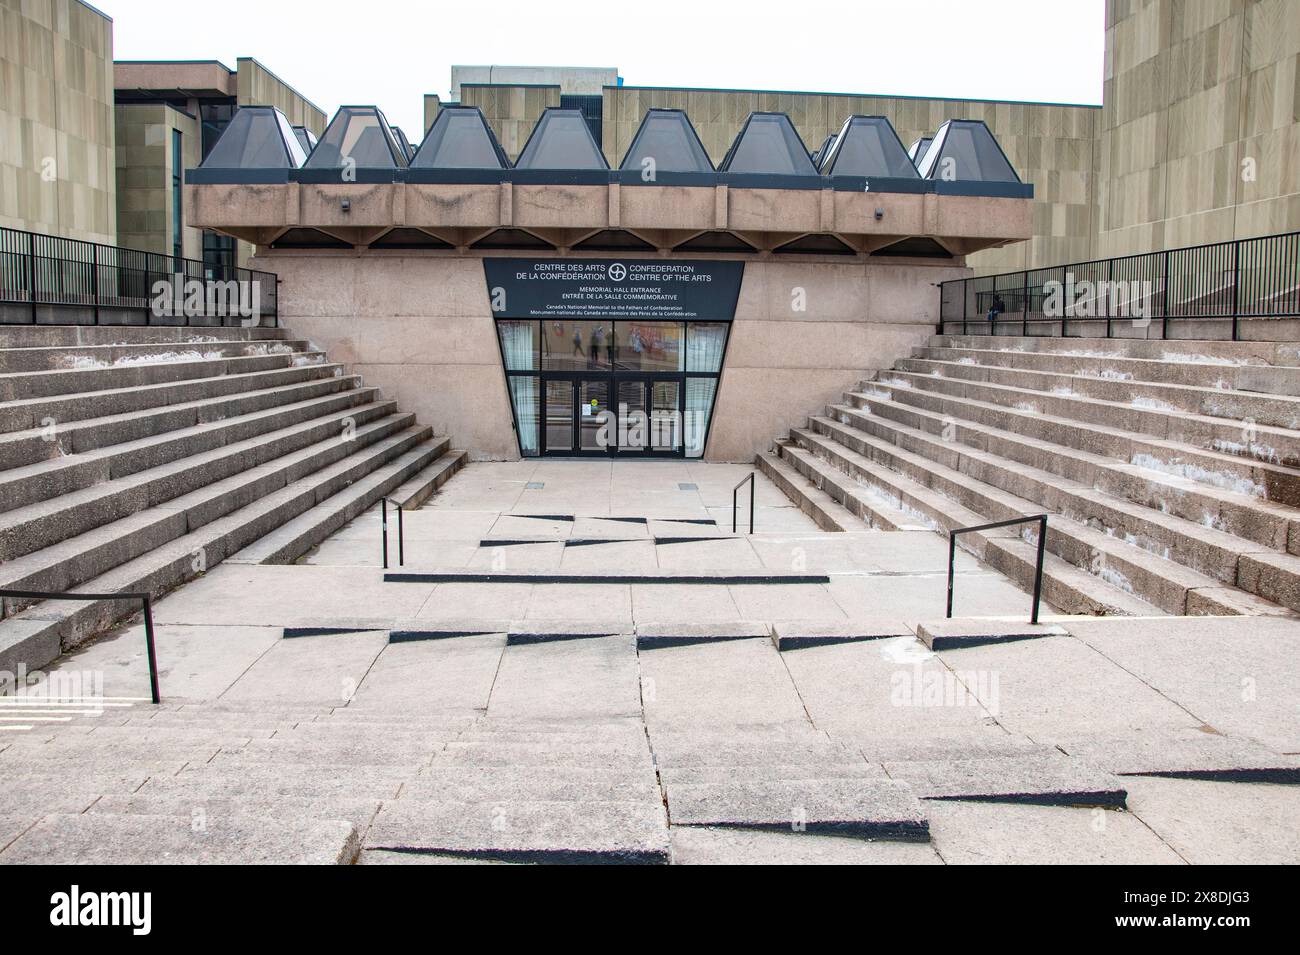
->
938, 231, 1300, 341
380, 498, 405, 569
0, 589, 160, 704
0, 226, 278, 327
947, 515, 1047, 624
732, 472, 755, 534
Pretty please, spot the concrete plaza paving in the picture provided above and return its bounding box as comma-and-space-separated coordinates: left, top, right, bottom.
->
2, 460, 1298, 864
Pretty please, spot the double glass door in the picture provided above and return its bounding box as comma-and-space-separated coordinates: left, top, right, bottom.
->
541, 375, 682, 456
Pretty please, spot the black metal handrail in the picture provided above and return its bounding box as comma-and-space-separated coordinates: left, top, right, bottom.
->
732, 472, 755, 534
0, 589, 160, 704
380, 498, 405, 569
0, 225, 278, 327
946, 514, 1047, 624
938, 231, 1299, 341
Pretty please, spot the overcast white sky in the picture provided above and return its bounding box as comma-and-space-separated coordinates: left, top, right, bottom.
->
103, 0, 1105, 137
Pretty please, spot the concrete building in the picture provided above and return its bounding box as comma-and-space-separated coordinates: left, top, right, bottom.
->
114, 57, 326, 267
0, 0, 116, 244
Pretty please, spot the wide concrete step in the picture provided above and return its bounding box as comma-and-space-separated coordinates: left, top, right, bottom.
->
852, 375, 1300, 507
0, 338, 313, 373
804, 414, 1289, 616
872, 368, 1300, 467
0, 423, 434, 672
754, 448, 875, 531
932, 334, 1300, 367
0, 399, 400, 570
915, 343, 1300, 395
389, 449, 468, 509
0, 360, 345, 433
844, 387, 1300, 552
781, 429, 1160, 616
0, 812, 359, 864
766, 443, 923, 531
0, 325, 289, 349
896, 355, 1300, 430
0, 349, 327, 401
227, 432, 446, 564
0, 387, 388, 515
0, 372, 360, 472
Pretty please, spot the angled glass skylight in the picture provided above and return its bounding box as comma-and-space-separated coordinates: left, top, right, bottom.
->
410, 106, 509, 169
908, 137, 932, 166
818, 116, 918, 178
391, 126, 415, 162
201, 106, 306, 169
304, 106, 408, 169
810, 134, 836, 168
717, 113, 817, 176
916, 120, 1019, 182
618, 109, 712, 173
292, 125, 318, 156
515, 107, 608, 170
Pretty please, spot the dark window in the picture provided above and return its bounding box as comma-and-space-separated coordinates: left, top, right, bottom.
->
203, 231, 236, 274
172, 128, 183, 262
560, 94, 603, 148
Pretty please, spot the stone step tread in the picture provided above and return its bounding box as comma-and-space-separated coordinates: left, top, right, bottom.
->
899, 354, 1300, 412
846, 388, 1296, 518
989, 536, 1164, 615
824, 405, 1274, 559
0, 339, 313, 371
0, 350, 328, 401
856, 378, 1300, 487
226, 433, 442, 564
756, 447, 875, 531
923, 343, 1273, 369
879, 367, 1300, 443
933, 335, 1297, 366
0, 326, 290, 348
391, 449, 468, 509
0, 424, 431, 652
0, 812, 359, 864
0, 371, 358, 451
770, 443, 920, 531
0, 408, 408, 581
1, 389, 388, 486
0, 361, 346, 431
789, 426, 1174, 615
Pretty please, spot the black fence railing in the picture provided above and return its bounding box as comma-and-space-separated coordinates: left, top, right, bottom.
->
380, 497, 405, 569
938, 231, 1300, 341
0, 226, 278, 327
733, 472, 755, 534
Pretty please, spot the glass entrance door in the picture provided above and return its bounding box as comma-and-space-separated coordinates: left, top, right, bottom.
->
577, 378, 609, 452
534, 374, 685, 457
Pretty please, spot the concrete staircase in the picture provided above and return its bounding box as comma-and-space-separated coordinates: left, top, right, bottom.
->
0, 325, 466, 675
762, 333, 1300, 618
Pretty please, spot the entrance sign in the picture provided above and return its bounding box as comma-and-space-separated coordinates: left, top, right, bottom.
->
485, 258, 744, 321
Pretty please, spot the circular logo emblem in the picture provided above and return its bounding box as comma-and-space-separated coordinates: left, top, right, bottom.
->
607, 263, 627, 282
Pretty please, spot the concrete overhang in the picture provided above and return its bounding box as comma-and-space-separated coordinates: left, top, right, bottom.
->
114, 60, 237, 98
187, 179, 1032, 255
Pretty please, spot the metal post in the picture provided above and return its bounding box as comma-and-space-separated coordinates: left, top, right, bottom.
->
749, 474, 755, 535
397, 505, 405, 566
28, 232, 37, 325
381, 497, 389, 570
1105, 258, 1114, 338
946, 533, 957, 618
1031, 515, 1047, 625
142, 595, 160, 704
91, 243, 100, 325
1231, 239, 1240, 342
1022, 271, 1029, 336
1161, 251, 1169, 340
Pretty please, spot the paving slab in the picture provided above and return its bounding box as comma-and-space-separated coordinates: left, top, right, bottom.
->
138, 766, 406, 801
415, 582, 533, 622
219, 629, 388, 705
827, 572, 1044, 621
883, 754, 1128, 807
629, 583, 742, 623
659, 763, 884, 785
0, 812, 360, 864
400, 767, 660, 803
350, 633, 505, 710
925, 800, 1184, 865
639, 639, 810, 729
88, 793, 382, 830
771, 619, 912, 651
488, 635, 642, 720
1050, 729, 1300, 782
1123, 775, 1300, 864
1069, 616, 1300, 752
365, 799, 670, 864
635, 620, 770, 650
670, 826, 943, 864
665, 778, 929, 841
917, 619, 1069, 650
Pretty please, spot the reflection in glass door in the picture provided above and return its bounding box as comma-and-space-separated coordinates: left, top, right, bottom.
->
650, 380, 681, 452
617, 380, 646, 454
578, 379, 609, 451
544, 379, 573, 452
